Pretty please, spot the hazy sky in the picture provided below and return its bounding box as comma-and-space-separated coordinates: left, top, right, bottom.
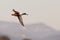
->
0, 0, 60, 30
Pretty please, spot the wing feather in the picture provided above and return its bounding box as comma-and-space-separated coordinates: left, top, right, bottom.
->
18, 16, 24, 26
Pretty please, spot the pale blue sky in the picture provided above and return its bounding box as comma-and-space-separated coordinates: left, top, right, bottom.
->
0, 0, 60, 30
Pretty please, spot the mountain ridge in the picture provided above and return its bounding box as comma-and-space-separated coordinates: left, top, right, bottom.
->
0, 21, 60, 40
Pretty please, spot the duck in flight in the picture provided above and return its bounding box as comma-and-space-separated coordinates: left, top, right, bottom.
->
11, 9, 28, 27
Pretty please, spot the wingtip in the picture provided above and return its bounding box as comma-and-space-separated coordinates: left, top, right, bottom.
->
12, 9, 16, 12
22, 24, 25, 27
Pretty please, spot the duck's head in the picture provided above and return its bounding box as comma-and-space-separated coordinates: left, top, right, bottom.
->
22, 13, 28, 15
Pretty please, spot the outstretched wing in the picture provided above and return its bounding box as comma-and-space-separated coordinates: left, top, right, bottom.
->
18, 16, 24, 26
